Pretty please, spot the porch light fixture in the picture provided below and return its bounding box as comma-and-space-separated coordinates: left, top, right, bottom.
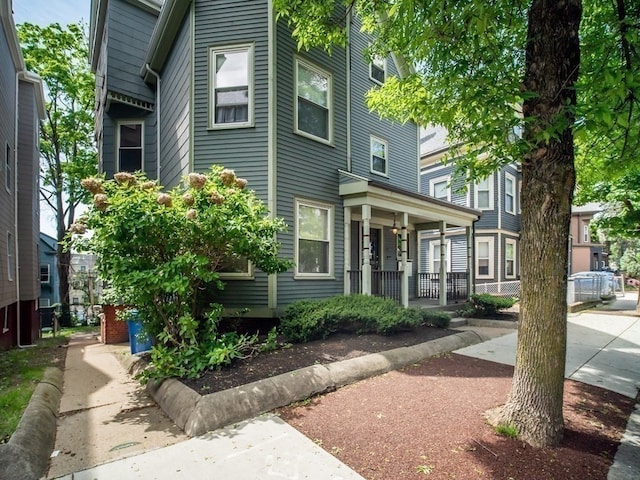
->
390, 214, 398, 235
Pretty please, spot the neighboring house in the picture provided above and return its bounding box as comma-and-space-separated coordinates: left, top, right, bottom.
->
89, 0, 480, 315
569, 203, 608, 274
39, 232, 60, 308
69, 253, 102, 323
420, 126, 522, 295
0, 0, 46, 350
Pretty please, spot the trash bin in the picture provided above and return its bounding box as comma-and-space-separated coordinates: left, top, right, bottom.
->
126, 310, 153, 354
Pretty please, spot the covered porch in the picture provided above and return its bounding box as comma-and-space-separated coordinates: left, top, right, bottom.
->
339, 171, 481, 308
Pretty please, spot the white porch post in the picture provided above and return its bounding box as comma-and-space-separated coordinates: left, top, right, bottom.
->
401, 212, 409, 307
466, 225, 473, 299
362, 205, 371, 295
344, 207, 351, 295
439, 221, 447, 306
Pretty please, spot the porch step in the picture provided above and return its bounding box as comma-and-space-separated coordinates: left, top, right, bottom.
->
449, 317, 468, 328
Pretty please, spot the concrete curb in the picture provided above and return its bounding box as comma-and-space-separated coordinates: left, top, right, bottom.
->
139, 330, 483, 437
0, 367, 63, 480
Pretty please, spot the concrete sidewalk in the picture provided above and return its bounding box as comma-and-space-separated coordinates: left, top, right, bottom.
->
47, 295, 640, 479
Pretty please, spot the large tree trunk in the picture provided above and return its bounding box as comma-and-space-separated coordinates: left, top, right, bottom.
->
496, 0, 581, 447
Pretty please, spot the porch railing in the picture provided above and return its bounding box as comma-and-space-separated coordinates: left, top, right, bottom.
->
347, 270, 402, 303
417, 272, 468, 300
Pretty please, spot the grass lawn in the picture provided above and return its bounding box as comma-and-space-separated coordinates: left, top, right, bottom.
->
0, 326, 98, 443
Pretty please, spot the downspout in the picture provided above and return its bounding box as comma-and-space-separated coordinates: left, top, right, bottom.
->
145, 64, 161, 182
346, 9, 352, 172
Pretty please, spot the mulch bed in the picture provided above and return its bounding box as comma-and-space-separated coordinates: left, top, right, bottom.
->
277, 353, 635, 480
181, 326, 457, 394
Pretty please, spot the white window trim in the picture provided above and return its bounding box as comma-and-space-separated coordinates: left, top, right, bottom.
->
7, 232, 14, 281
5, 143, 11, 194
475, 236, 495, 280
474, 173, 494, 211
505, 172, 516, 215
219, 259, 254, 280
429, 175, 451, 202
208, 43, 255, 129
369, 54, 386, 85
370, 135, 388, 176
505, 238, 517, 279
40, 264, 50, 284
517, 179, 522, 214
294, 198, 334, 279
116, 120, 144, 173
429, 239, 451, 274
294, 57, 333, 145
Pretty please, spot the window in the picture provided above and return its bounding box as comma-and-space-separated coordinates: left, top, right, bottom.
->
72, 297, 79, 305
7, 232, 14, 281
295, 58, 332, 143
430, 240, 450, 274
117, 122, 143, 172
474, 174, 493, 210
505, 173, 516, 214
40, 264, 50, 283
296, 199, 333, 277
505, 239, 517, 279
209, 44, 253, 127
5, 143, 11, 192
370, 54, 386, 84
80, 265, 87, 272
370, 136, 388, 175
583, 223, 589, 243
39, 298, 51, 308
429, 175, 450, 201
518, 179, 521, 213
219, 256, 253, 279
476, 237, 494, 279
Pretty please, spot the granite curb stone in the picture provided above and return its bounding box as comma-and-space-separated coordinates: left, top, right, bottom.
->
141, 330, 483, 437
0, 367, 63, 480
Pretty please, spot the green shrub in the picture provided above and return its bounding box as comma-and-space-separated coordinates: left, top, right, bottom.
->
468, 293, 515, 317
279, 295, 451, 342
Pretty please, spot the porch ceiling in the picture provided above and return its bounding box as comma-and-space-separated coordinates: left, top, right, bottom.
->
339, 176, 481, 229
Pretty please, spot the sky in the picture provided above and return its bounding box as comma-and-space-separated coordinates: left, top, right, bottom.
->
13, 0, 90, 237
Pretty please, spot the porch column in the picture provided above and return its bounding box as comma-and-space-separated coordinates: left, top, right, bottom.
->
344, 207, 351, 295
466, 225, 473, 299
439, 221, 447, 306
362, 204, 371, 295
401, 212, 409, 307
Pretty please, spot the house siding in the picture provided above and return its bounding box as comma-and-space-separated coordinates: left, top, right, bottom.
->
17, 81, 40, 300
0, 22, 17, 309
158, 10, 191, 188
192, 0, 270, 307
275, 18, 347, 305
348, 16, 418, 191
106, 0, 157, 103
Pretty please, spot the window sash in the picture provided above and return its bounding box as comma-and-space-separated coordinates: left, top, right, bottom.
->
370, 55, 385, 83
434, 181, 448, 200
505, 175, 515, 213
117, 123, 143, 172
370, 137, 387, 175
40, 264, 50, 283
475, 176, 492, 209
296, 201, 332, 276
505, 241, 516, 278
296, 59, 331, 142
476, 238, 493, 278
212, 48, 251, 126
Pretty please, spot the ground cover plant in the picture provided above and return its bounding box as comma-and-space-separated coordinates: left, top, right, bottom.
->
0, 327, 92, 442
71, 167, 292, 380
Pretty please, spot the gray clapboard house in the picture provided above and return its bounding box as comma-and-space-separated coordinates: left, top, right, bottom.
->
0, 0, 46, 349
420, 126, 521, 295
89, 0, 481, 316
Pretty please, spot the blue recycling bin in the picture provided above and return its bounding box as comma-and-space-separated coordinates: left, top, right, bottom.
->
126, 310, 153, 354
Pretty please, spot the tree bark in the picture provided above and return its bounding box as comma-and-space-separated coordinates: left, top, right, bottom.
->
497, 0, 582, 447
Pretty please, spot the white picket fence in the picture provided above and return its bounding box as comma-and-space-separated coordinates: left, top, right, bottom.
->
474, 281, 520, 298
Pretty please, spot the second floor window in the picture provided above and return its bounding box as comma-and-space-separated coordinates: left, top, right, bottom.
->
505, 173, 516, 214
370, 54, 386, 84
117, 122, 143, 172
296, 59, 332, 143
475, 174, 493, 210
40, 264, 50, 283
209, 45, 253, 127
430, 175, 450, 201
370, 136, 388, 175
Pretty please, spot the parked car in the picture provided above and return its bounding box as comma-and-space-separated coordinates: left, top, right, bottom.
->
569, 271, 616, 300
